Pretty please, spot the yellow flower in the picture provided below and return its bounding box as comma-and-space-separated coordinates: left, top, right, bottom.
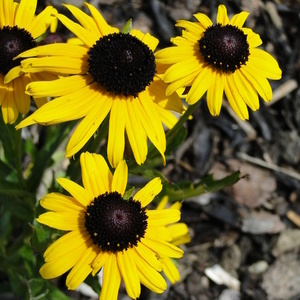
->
0, 0, 56, 124
155, 5, 282, 120
156, 197, 191, 284
37, 152, 184, 300
15, 3, 183, 167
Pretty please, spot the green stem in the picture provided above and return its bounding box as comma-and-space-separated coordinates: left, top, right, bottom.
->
166, 102, 198, 141
15, 125, 26, 190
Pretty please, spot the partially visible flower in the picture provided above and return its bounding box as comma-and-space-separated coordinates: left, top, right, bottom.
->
37, 152, 184, 300
16, 3, 184, 167
155, 4, 282, 120
156, 196, 191, 284
0, 0, 57, 123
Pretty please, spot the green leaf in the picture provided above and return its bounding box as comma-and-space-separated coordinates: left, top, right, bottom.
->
26, 123, 74, 193
160, 171, 241, 202
121, 19, 132, 34
166, 125, 187, 154
0, 194, 34, 221
0, 114, 17, 163
35, 31, 48, 43
85, 273, 101, 295
7, 269, 27, 297
0, 160, 18, 181
0, 179, 33, 197
31, 221, 53, 253
26, 278, 71, 300
123, 186, 135, 200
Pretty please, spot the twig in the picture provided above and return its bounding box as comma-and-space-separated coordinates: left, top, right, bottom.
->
265, 79, 298, 106
237, 152, 300, 181
223, 101, 257, 140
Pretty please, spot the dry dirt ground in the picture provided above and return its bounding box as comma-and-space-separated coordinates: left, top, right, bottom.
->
42, 0, 300, 299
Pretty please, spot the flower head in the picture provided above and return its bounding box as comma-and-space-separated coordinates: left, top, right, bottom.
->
155, 5, 282, 120
0, 0, 57, 123
16, 3, 183, 167
37, 152, 184, 300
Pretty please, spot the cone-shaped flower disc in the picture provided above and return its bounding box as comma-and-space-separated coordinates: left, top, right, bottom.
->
37, 152, 184, 300
16, 3, 184, 167
155, 4, 282, 120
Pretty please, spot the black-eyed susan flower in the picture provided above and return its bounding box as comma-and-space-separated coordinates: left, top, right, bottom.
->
0, 0, 56, 124
37, 152, 184, 300
15, 3, 184, 167
156, 197, 191, 284
155, 4, 282, 120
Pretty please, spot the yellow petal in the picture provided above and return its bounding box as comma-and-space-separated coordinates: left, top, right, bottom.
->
107, 96, 126, 168
92, 251, 110, 275
21, 56, 88, 74
57, 13, 96, 48
163, 58, 201, 83
15, 0, 37, 29
85, 2, 118, 36
80, 152, 112, 197
23, 75, 93, 98
16, 43, 88, 59
206, 71, 224, 116
193, 13, 213, 30
57, 177, 94, 207
125, 100, 148, 165
146, 226, 172, 242
100, 255, 121, 300
41, 193, 85, 212
155, 45, 195, 64
186, 67, 213, 105
133, 177, 162, 207
37, 211, 83, 231
2, 0, 14, 26
168, 223, 190, 242
229, 11, 250, 27
224, 75, 249, 120
63, 4, 100, 37
156, 107, 179, 129
249, 48, 282, 80
166, 69, 199, 96
138, 91, 166, 163
112, 160, 128, 195
117, 250, 141, 299
233, 70, 259, 111
217, 5, 229, 25
134, 248, 167, 293
244, 28, 262, 48
4, 65, 23, 84
66, 94, 112, 158
27, 6, 57, 39
162, 256, 180, 284
1, 82, 18, 124
40, 238, 91, 279
141, 237, 183, 258
66, 245, 98, 290
16, 83, 99, 128
131, 29, 159, 52
241, 65, 273, 102
13, 76, 30, 114
43, 230, 90, 262
147, 209, 181, 226
134, 242, 162, 271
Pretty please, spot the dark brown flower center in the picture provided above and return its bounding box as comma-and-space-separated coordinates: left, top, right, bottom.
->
0, 26, 36, 75
88, 33, 156, 97
85, 192, 148, 253
199, 24, 249, 73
